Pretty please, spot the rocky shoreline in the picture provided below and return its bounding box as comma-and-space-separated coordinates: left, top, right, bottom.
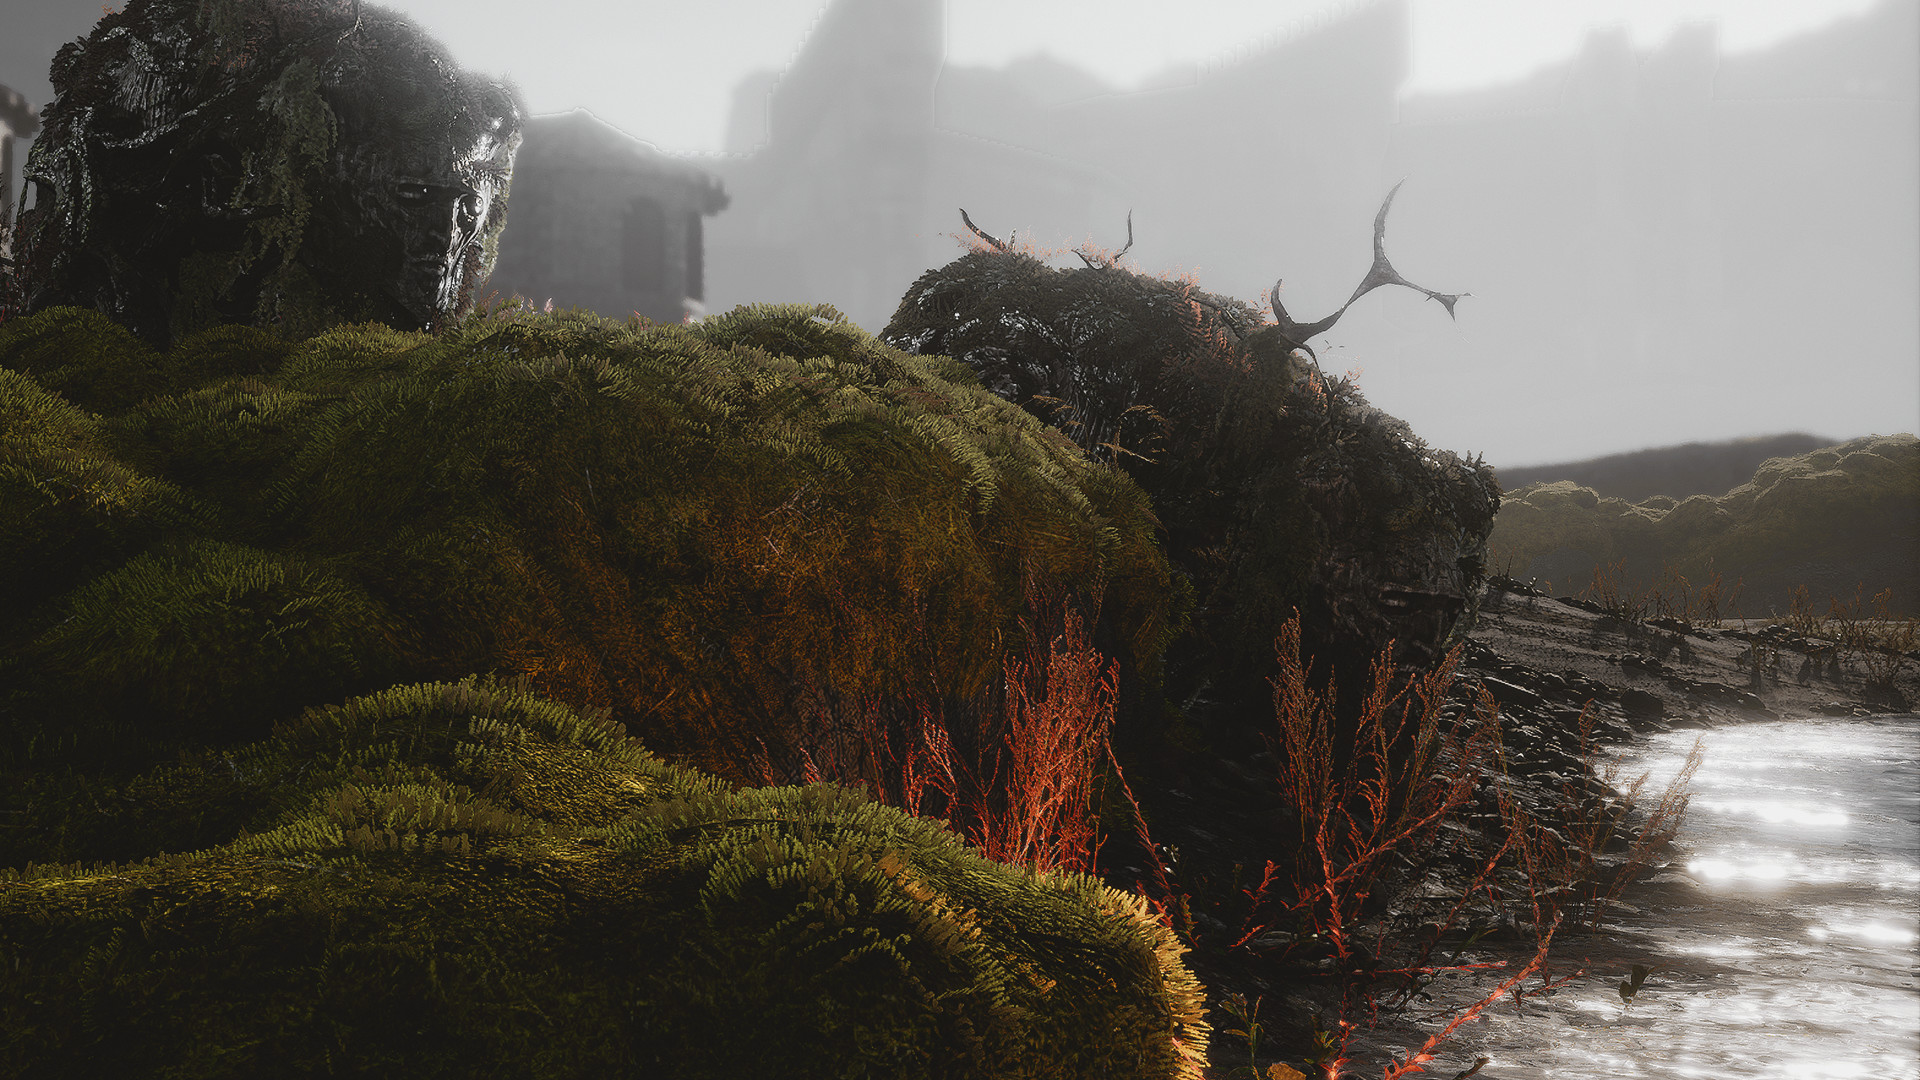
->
1152, 575, 1919, 1077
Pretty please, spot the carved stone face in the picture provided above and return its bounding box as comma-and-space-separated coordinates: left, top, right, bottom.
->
1, 0, 523, 343
305, 37, 521, 331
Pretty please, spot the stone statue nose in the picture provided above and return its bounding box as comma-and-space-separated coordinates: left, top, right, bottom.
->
396, 184, 476, 252
425, 199, 462, 248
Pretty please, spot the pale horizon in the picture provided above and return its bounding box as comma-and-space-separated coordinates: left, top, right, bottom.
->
360, 0, 1890, 156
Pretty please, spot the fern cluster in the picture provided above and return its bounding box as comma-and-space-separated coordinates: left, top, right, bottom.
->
0, 676, 1208, 1079
0, 299, 1206, 1073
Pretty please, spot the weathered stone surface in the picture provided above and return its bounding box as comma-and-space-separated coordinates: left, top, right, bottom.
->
2, 0, 523, 344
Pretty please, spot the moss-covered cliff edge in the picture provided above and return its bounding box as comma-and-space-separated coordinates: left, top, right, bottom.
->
0, 302, 1180, 781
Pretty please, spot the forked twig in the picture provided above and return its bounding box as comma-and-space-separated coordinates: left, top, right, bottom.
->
1265, 180, 1467, 365
336, 0, 364, 42
959, 208, 1011, 253
1074, 210, 1134, 269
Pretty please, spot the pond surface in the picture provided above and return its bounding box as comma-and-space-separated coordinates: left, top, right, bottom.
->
1416, 715, 1920, 1079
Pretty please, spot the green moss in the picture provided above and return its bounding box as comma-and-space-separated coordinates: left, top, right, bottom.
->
0, 677, 1208, 1079
0, 306, 171, 415
12, 538, 400, 756
0, 300, 1206, 1074
1, 302, 1181, 779
0, 363, 209, 642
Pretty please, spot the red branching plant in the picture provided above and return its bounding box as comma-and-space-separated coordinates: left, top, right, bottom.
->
1494, 707, 1703, 935
1579, 559, 1651, 624
1105, 739, 1194, 940
1370, 917, 1576, 1080
1786, 583, 1822, 637
1859, 588, 1919, 690
970, 606, 1119, 873
1239, 615, 1704, 1079
1262, 614, 1497, 964
749, 592, 1122, 878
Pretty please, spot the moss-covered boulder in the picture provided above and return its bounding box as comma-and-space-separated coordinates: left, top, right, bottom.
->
0, 302, 1181, 782
882, 243, 1498, 724
0, 677, 1209, 1078
1488, 434, 1919, 615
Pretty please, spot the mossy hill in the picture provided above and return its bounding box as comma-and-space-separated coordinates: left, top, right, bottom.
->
1495, 432, 1837, 503
1489, 433, 1919, 616
0, 302, 1206, 1077
0, 302, 1180, 780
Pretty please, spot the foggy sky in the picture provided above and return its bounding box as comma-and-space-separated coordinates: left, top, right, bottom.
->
2, 0, 1915, 467
255, 0, 1907, 156
0, 1, 1889, 161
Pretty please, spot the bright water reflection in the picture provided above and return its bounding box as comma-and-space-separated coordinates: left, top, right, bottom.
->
1416, 716, 1920, 1079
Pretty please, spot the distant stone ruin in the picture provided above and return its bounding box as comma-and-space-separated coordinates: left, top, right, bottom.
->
1, 0, 524, 344
0, 84, 40, 266
484, 109, 729, 324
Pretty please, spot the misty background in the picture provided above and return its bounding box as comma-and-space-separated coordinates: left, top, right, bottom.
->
2, 0, 1915, 469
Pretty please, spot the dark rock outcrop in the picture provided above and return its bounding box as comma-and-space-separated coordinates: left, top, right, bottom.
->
1, 0, 524, 345
882, 221, 1499, 732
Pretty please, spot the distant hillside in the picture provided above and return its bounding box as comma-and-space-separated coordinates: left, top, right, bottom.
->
1496, 433, 1838, 501
1488, 434, 1920, 617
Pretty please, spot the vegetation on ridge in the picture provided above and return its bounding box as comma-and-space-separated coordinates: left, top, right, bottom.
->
0, 675, 1208, 1079
1489, 434, 1919, 617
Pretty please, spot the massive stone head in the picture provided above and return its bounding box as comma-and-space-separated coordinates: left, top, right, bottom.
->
1, 0, 523, 343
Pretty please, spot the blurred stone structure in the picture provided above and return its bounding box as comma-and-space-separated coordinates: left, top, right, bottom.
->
706, 0, 1409, 333
0, 84, 40, 264
701, 0, 1916, 454
485, 109, 729, 324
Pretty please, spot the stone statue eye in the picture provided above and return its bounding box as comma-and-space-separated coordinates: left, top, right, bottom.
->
458, 192, 483, 221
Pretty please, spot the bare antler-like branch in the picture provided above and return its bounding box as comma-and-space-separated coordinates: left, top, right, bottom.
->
1341, 180, 1466, 316
959, 208, 1011, 253
1265, 180, 1467, 363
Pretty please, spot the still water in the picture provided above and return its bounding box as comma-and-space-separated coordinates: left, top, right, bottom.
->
1427, 716, 1920, 1079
